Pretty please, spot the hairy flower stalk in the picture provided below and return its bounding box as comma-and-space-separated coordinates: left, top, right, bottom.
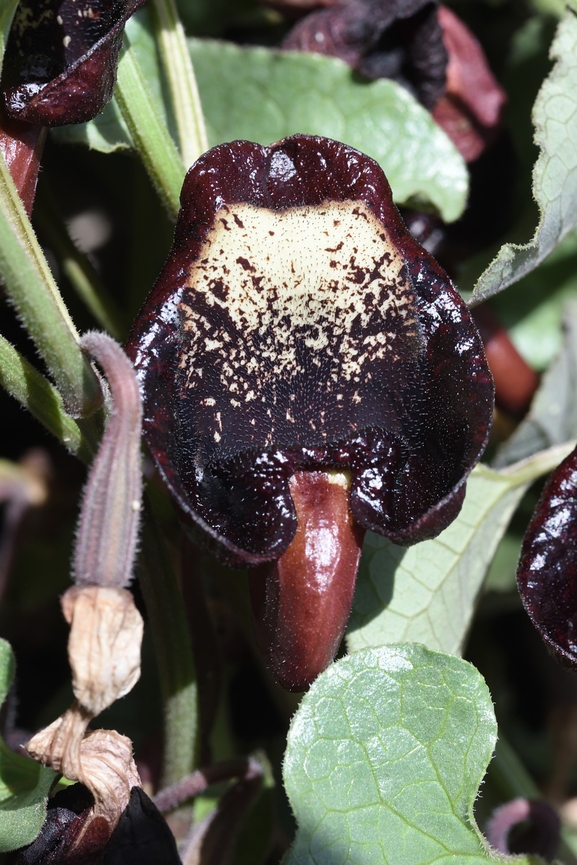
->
26, 332, 145, 841
74, 331, 143, 590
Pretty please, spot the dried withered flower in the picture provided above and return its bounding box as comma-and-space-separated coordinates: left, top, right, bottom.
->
517, 445, 577, 667
27, 724, 141, 828
127, 134, 493, 689
1, 0, 145, 127
282, 0, 447, 110
22, 333, 145, 843
62, 585, 144, 718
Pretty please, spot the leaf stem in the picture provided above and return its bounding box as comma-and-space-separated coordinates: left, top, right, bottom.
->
115, 37, 186, 220
137, 499, 199, 787
150, 0, 208, 169
501, 440, 577, 485
0, 152, 102, 417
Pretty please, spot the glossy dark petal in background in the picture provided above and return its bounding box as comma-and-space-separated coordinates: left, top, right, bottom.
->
517, 445, 577, 666
2, 0, 145, 126
127, 135, 493, 567
282, 0, 447, 110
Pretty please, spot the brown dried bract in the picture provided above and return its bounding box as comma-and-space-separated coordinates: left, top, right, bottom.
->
27, 719, 141, 828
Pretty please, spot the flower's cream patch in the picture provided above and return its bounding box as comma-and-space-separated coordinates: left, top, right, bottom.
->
177, 199, 421, 449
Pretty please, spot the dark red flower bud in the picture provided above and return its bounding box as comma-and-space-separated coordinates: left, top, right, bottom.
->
472, 305, 538, 418
433, 6, 507, 162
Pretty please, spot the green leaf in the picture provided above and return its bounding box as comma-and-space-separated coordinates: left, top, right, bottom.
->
494, 297, 577, 467
487, 226, 577, 372
0, 639, 56, 853
62, 29, 468, 222
190, 40, 467, 222
348, 445, 574, 657
471, 9, 577, 303
283, 644, 540, 865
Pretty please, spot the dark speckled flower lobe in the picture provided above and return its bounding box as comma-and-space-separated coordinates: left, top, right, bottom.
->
517, 445, 577, 666
127, 134, 493, 688
2, 0, 145, 126
127, 134, 493, 562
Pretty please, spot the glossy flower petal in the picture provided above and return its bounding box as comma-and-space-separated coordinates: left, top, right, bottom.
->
2, 0, 145, 126
517, 445, 577, 666
127, 135, 493, 568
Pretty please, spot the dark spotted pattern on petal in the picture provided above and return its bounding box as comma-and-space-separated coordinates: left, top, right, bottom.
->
517, 445, 577, 666
127, 135, 493, 566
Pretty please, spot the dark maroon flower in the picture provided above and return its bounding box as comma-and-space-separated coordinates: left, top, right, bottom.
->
282, 0, 447, 109
517, 445, 577, 667
485, 798, 560, 860
127, 134, 493, 689
1, 0, 145, 127
16, 785, 180, 865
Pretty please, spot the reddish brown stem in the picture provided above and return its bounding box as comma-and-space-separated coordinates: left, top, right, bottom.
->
0, 106, 46, 216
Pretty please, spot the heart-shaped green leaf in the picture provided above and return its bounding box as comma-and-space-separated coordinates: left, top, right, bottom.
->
283, 644, 541, 865
188, 39, 467, 222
